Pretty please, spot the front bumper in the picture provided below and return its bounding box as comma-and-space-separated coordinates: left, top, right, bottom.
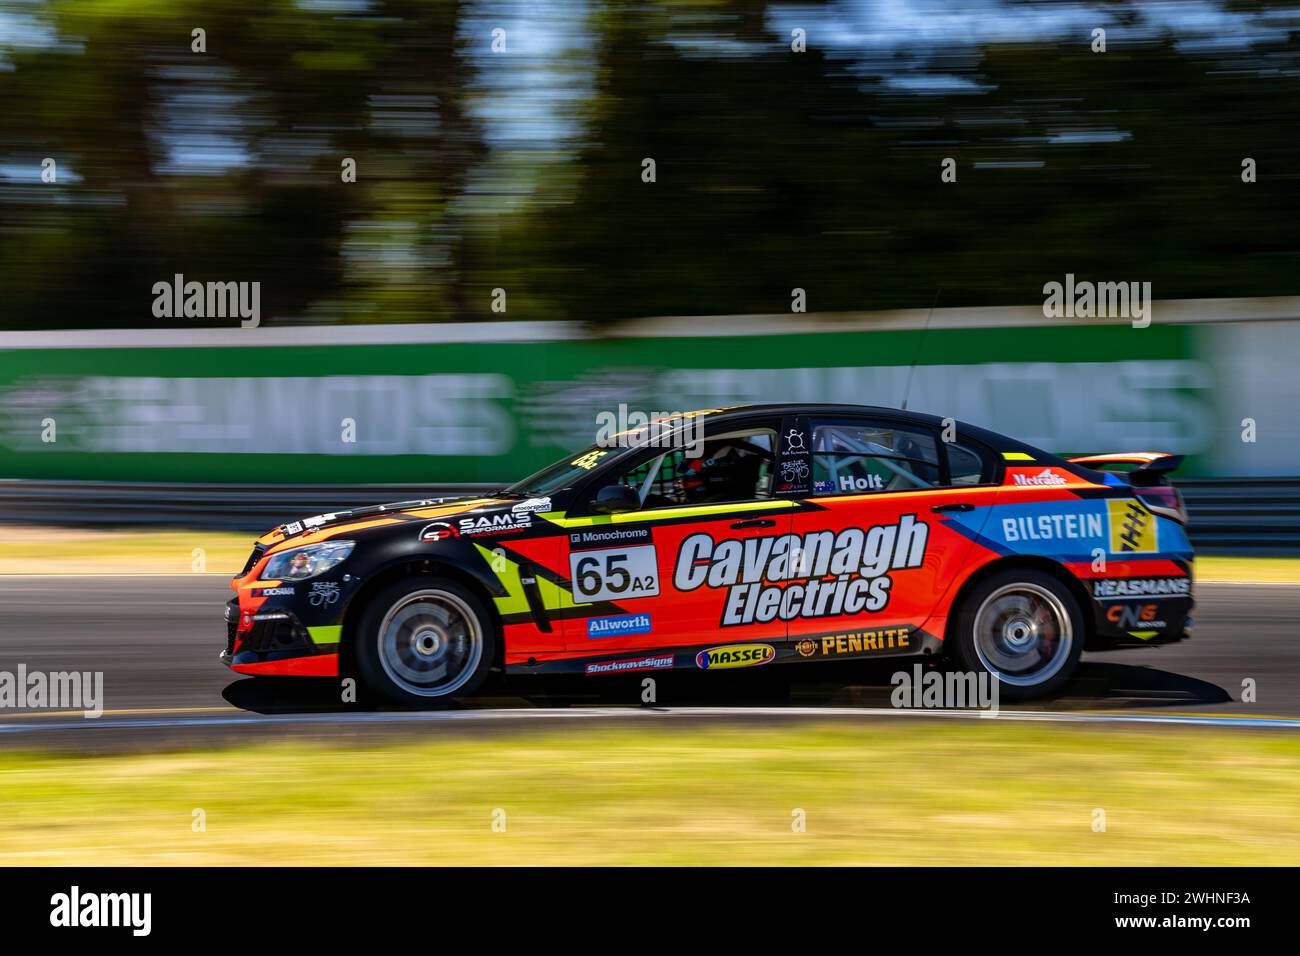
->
222, 599, 339, 677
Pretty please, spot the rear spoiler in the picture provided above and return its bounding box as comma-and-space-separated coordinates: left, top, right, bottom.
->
1065, 452, 1183, 486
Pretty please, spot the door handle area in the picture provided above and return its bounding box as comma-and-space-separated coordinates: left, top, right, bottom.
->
931, 503, 975, 514
730, 518, 776, 529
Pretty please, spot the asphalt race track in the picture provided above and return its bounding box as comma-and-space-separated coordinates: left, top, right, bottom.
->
0, 575, 1297, 748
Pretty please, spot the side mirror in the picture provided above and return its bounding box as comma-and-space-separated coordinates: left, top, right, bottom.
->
590, 484, 641, 515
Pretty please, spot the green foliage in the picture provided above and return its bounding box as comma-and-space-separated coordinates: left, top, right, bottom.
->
1, 1, 1297, 328
0, 0, 477, 328
519, 10, 1300, 322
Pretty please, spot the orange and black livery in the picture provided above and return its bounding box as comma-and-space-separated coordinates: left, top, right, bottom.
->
224, 404, 1194, 703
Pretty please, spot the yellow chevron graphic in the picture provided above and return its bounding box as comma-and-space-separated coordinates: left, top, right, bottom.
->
473, 543, 532, 616
1107, 499, 1158, 553
473, 543, 591, 615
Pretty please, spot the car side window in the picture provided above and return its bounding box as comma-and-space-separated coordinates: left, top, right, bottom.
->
810, 420, 940, 495
946, 439, 996, 485
608, 427, 777, 508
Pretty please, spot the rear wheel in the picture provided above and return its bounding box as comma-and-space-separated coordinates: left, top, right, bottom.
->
355, 577, 495, 706
951, 569, 1083, 701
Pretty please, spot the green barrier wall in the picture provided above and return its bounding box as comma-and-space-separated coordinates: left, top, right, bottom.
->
0, 317, 1289, 481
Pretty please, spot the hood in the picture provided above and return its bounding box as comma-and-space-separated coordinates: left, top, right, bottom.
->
255, 494, 555, 548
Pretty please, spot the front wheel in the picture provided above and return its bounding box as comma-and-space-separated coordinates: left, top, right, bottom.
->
355, 577, 495, 706
950, 569, 1084, 701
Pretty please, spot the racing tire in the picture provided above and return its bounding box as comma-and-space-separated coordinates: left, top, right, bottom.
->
950, 568, 1084, 701
355, 577, 495, 706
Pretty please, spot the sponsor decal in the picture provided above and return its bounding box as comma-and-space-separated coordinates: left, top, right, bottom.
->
838, 474, 883, 492
459, 512, 533, 537
673, 515, 928, 626
419, 521, 458, 542
1001, 511, 1104, 543
778, 457, 811, 494
1011, 468, 1068, 487
796, 639, 818, 657
779, 428, 813, 493
511, 497, 552, 514
1107, 499, 1158, 553
997, 499, 1160, 554
570, 545, 660, 603
781, 459, 809, 483
587, 613, 653, 639
1106, 603, 1167, 630
302, 512, 342, 530
695, 644, 776, 669
282, 521, 304, 536
570, 450, 609, 470
584, 654, 674, 676
309, 581, 341, 606
257, 586, 295, 596
1093, 577, 1190, 598
806, 627, 912, 657
569, 526, 652, 549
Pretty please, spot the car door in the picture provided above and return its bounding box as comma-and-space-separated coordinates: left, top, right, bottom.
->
783, 414, 997, 659
559, 417, 794, 655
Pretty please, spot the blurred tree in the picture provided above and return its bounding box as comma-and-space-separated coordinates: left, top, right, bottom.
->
508, 1, 1300, 323
1, 0, 1298, 328
0, 0, 481, 328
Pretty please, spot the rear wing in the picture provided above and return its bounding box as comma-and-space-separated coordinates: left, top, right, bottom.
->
1065, 452, 1183, 486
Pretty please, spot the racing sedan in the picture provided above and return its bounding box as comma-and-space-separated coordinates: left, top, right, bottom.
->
223, 404, 1194, 702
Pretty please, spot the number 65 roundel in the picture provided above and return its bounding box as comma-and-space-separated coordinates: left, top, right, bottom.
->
570, 546, 661, 603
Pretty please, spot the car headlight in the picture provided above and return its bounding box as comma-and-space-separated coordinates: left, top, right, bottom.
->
261, 541, 355, 581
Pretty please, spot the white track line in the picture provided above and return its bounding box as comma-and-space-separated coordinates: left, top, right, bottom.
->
1, 705, 1297, 735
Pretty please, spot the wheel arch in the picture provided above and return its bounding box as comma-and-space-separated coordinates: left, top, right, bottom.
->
942, 554, 1098, 653
338, 557, 505, 675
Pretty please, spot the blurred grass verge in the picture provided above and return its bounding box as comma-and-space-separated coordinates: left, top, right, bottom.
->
2, 723, 1298, 865
0, 526, 1295, 582
0, 526, 251, 574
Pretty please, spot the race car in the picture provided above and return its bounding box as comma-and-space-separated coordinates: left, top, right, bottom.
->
223, 404, 1194, 702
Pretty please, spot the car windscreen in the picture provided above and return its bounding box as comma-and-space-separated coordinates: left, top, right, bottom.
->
503, 444, 636, 497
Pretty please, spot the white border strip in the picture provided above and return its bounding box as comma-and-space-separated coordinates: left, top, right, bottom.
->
2, 705, 1297, 735
3, 296, 1300, 349
0, 320, 586, 350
